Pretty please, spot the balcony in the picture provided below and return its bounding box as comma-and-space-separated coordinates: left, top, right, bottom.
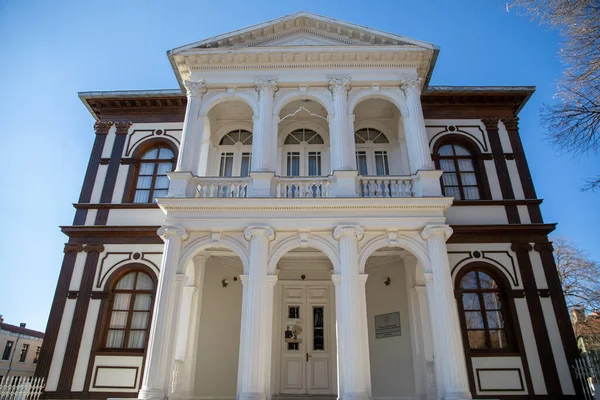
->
168, 170, 443, 199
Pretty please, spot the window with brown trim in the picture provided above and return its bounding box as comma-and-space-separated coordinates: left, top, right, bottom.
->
436, 143, 481, 200
133, 146, 175, 203
105, 271, 155, 350
456, 269, 513, 351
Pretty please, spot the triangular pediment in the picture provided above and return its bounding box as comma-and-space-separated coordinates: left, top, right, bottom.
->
257, 31, 359, 47
170, 12, 435, 53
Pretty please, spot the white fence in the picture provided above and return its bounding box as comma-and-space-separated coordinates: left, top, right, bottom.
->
275, 177, 332, 198
0, 376, 45, 400
573, 354, 600, 400
358, 176, 414, 198
195, 177, 250, 198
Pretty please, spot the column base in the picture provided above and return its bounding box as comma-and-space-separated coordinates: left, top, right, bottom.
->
238, 392, 268, 400
249, 171, 275, 197
332, 170, 358, 197
138, 387, 167, 400
442, 391, 472, 400
339, 392, 370, 400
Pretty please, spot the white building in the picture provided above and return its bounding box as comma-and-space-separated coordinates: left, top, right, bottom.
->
0, 317, 44, 378
37, 12, 580, 400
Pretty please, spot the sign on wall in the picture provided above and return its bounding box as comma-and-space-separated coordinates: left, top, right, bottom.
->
375, 312, 401, 339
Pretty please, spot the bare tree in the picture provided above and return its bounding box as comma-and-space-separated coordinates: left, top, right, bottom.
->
553, 237, 600, 312
509, 0, 600, 189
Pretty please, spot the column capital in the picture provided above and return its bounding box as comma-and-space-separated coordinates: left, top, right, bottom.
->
501, 116, 519, 130
331, 274, 342, 285
114, 121, 133, 135
534, 242, 554, 253
481, 117, 500, 130
64, 243, 84, 253
83, 244, 105, 253
254, 78, 279, 94
266, 275, 278, 286
244, 225, 275, 241
158, 225, 189, 241
93, 121, 113, 135
399, 77, 423, 95
328, 77, 351, 95
420, 225, 453, 241
511, 242, 533, 252
333, 225, 364, 240
184, 79, 208, 98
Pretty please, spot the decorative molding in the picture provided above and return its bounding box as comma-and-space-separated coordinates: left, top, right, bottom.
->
184, 79, 207, 98
244, 225, 275, 241
481, 117, 500, 130
327, 77, 351, 96
399, 77, 423, 94
511, 243, 533, 253
254, 78, 279, 95
124, 128, 181, 156
421, 225, 452, 241
114, 121, 133, 135
157, 226, 189, 241
64, 244, 84, 253
333, 225, 364, 240
93, 121, 113, 135
501, 116, 520, 130
83, 244, 105, 253
426, 125, 489, 152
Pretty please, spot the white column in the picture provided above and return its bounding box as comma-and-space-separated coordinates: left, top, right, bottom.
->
400, 77, 433, 173
169, 80, 208, 197
328, 78, 358, 197
333, 225, 371, 400
238, 226, 277, 400
176, 255, 207, 395
249, 79, 278, 197
331, 275, 345, 400
421, 225, 472, 400
139, 226, 188, 400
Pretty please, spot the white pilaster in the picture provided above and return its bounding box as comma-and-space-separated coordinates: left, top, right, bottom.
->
333, 225, 371, 400
421, 225, 471, 400
238, 226, 277, 400
400, 78, 434, 174
175, 255, 207, 395
139, 226, 189, 400
331, 275, 345, 400
250, 79, 278, 197
169, 80, 208, 197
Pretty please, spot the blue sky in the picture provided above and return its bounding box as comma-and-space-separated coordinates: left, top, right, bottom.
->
0, 0, 598, 331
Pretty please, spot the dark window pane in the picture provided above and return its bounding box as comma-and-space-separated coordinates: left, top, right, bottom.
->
462, 293, 481, 310
487, 311, 505, 329
454, 145, 471, 156
158, 147, 174, 159
313, 307, 325, 351
461, 271, 478, 289
489, 330, 508, 349
468, 330, 487, 349
483, 293, 502, 310
141, 148, 158, 159
478, 272, 497, 289
465, 311, 484, 329
439, 159, 456, 172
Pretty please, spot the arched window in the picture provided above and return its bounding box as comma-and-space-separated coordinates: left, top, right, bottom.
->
354, 128, 390, 176
105, 271, 155, 350
283, 129, 325, 176
133, 145, 175, 203
436, 143, 481, 200
456, 268, 514, 351
217, 129, 253, 177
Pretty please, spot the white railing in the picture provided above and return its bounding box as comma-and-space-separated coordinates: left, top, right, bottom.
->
0, 376, 45, 400
358, 176, 414, 198
275, 177, 332, 198
194, 177, 250, 198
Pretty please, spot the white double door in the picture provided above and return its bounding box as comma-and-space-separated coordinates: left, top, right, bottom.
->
279, 282, 336, 395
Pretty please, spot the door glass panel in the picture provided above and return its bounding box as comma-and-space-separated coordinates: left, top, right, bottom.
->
313, 306, 324, 351
374, 151, 390, 175
241, 153, 252, 177
356, 151, 368, 175
287, 152, 300, 176
288, 306, 300, 319
308, 152, 321, 176
287, 343, 299, 351
219, 153, 234, 177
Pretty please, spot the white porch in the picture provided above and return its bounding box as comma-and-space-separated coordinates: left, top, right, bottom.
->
136, 197, 472, 400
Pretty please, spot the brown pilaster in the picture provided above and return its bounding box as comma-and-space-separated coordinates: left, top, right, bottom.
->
35, 244, 84, 379
482, 117, 519, 224
95, 121, 132, 225
57, 244, 105, 391
74, 122, 113, 225
535, 242, 583, 397
511, 242, 562, 396
502, 117, 543, 223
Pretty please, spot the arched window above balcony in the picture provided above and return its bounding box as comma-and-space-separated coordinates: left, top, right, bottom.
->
217, 129, 253, 177
283, 129, 326, 176
355, 128, 390, 176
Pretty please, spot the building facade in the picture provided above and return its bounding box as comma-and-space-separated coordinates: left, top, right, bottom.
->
0, 317, 44, 378
37, 12, 580, 400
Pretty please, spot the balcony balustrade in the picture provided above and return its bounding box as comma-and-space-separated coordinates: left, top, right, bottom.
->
168, 170, 442, 199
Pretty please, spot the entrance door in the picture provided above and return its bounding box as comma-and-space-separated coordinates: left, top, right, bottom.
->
280, 283, 335, 395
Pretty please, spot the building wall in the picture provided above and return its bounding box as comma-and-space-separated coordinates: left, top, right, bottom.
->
0, 332, 42, 378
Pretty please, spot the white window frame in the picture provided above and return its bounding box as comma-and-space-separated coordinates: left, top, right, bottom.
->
355, 137, 391, 176
216, 131, 253, 177
282, 131, 327, 177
